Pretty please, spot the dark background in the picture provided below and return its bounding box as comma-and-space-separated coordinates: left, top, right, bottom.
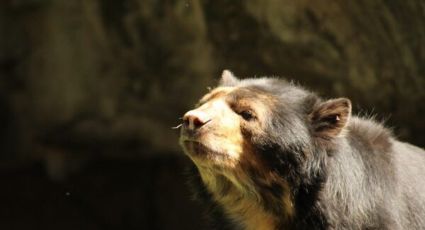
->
0, 0, 424, 229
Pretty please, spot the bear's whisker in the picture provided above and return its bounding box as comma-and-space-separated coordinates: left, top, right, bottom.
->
171, 124, 182, 129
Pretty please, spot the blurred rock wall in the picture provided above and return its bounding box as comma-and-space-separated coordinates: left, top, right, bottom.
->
0, 0, 424, 229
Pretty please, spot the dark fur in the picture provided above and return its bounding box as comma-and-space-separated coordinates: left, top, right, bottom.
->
184, 76, 425, 230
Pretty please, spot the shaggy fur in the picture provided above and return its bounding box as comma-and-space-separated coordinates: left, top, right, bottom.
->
179, 71, 425, 230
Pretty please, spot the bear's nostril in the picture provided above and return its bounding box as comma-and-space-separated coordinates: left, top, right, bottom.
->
193, 117, 202, 127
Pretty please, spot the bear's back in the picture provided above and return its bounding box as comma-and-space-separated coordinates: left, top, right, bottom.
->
393, 141, 425, 228
322, 116, 425, 229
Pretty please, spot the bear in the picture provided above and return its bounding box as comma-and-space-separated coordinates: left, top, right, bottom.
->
179, 70, 425, 230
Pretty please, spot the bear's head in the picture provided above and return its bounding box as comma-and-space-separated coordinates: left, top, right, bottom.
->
179, 70, 351, 218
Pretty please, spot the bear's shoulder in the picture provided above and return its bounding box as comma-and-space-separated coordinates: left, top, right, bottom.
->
346, 116, 393, 152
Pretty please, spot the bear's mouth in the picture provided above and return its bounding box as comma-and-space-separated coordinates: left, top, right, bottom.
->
183, 140, 211, 156
182, 140, 225, 159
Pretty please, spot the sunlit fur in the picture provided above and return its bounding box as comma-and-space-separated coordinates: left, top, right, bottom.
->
180, 73, 425, 230
181, 85, 291, 229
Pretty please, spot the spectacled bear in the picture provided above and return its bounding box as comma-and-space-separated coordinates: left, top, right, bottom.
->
179, 70, 425, 230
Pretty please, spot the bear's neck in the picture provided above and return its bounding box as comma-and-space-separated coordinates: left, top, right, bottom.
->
199, 169, 293, 230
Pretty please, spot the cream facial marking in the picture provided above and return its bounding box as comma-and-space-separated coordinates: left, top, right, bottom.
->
182, 86, 278, 169
180, 86, 248, 169
197, 87, 234, 107
194, 98, 244, 167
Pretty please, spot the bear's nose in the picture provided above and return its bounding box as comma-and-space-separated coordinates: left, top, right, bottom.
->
182, 110, 211, 130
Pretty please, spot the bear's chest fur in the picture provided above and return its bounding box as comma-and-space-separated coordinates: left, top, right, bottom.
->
215, 187, 277, 230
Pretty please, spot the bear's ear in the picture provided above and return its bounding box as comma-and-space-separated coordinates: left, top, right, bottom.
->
219, 70, 239, 86
309, 98, 351, 139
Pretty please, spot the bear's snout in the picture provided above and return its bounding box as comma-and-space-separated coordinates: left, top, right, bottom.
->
182, 110, 211, 131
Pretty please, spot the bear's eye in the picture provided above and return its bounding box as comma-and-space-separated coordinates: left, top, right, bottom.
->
238, 110, 255, 121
